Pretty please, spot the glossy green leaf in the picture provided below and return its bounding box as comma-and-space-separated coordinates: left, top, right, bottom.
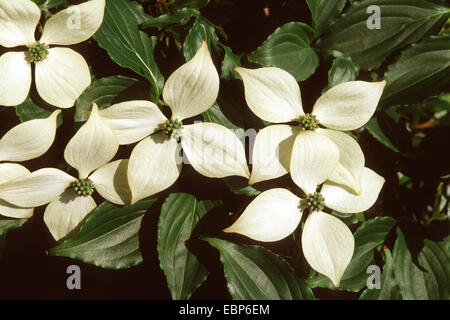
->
15, 96, 63, 127
247, 22, 318, 81
93, 0, 164, 101
32, 0, 63, 9
204, 237, 315, 300
319, 0, 450, 70
221, 45, 242, 81
308, 216, 396, 291
306, 0, 346, 36
327, 55, 360, 90
360, 248, 403, 300
183, 17, 219, 60
74, 75, 139, 122
393, 228, 450, 299
0, 218, 28, 259
366, 118, 400, 152
49, 198, 157, 269
225, 177, 261, 197
382, 34, 450, 106
365, 107, 411, 153
158, 193, 222, 300
140, 8, 200, 29
202, 102, 242, 131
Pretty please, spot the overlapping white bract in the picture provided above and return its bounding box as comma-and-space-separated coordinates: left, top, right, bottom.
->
225, 167, 385, 287
0, 0, 105, 108
226, 66, 387, 287
0, 104, 128, 240
0, 1, 388, 289
99, 41, 250, 204
236, 66, 385, 195
0, 111, 60, 219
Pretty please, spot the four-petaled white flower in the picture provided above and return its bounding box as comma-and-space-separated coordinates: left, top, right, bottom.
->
0, 0, 105, 108
235, 67, 386, 195
0, 104, 130, 241
224, 165, 385, 287
98, 41, 250, 204
0, 110, 60, 219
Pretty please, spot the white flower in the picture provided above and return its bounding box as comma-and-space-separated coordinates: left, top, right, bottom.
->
224, 166, 385, 287
0, 0, 105, 108
0, 110, 60, 219
98, 41, 250, 204
0, 104, 130, 241
235, 67, 386, 194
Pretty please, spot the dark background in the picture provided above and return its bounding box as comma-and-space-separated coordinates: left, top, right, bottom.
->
1, 0, 447, 300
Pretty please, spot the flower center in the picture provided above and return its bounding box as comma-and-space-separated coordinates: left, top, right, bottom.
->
305, 192, 325, 212
164, 119, 183, 139
299, 113, 319, 131
26, 42, 49, 63
71, 178, 95, 197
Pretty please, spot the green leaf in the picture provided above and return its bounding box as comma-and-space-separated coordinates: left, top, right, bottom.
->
308, 216, 396, 291
220, 45, 242, 81
341, 216, 396, 290
158, 193, 222, 300
360, 248, 403, 300
327, 55, 360, 90
204, 237, 315, 300
170, 0, 209, 10
0, 218, 28, 236
32, 0, 63, 9
382, 34, 450, 106
15, 96, 63, 127
0, 218, 28, 259
393, 228, 450, 299
202, 102, 242, 131
365, 117, 401, 153
426, 92, 450, 113
183, 17, 219, 60
225, 177, 261, 197
49, 198, 157, 269
140, 8, 200, 29
319, 0, 450, 70
74, 75, 139, 122
306, 0, 346, 36
93, 0, 164, 101
247, 22, 319, 81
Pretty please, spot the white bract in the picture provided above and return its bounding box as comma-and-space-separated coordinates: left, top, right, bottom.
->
0, 104, 130, 241
0, 0, 105, 108
0, 110, 60, 219
224, 165, 385, 287
236, 67, 386, 194
98, 41, 250, 204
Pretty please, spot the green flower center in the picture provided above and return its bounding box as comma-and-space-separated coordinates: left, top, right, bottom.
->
164, 119, 183, 139
26, 42, 49, 63
305, 192, 325, 212
299, 113, 319, 131
71, 178, 95, 197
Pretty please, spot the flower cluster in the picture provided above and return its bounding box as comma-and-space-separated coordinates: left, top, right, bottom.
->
225, 67, 386, 286
0, 0, 386, 288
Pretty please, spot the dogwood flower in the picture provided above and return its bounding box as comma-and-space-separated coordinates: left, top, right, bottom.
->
224, 165, 385, 287
98, 41, 250, 204
0, 104, 130, 240
0, 0, 105, 108
0, 110, 60, 219
235, 67, 385, 195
